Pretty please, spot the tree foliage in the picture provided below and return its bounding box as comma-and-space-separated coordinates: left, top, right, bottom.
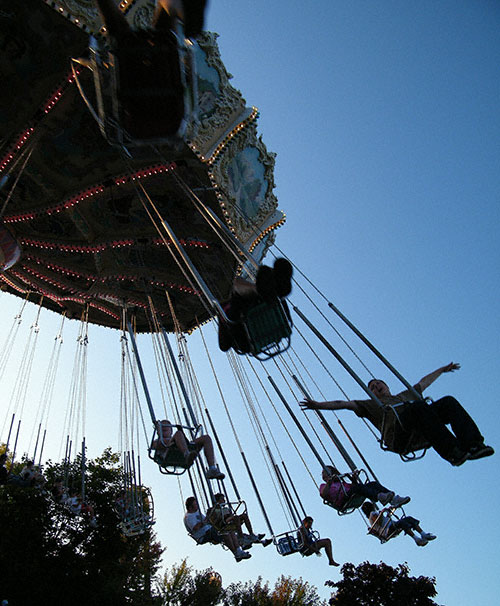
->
159, 561, 326, 606
224, 575, 326, 606
326, 561, 439, 606
160, 560, 224, 606
0, 448, 163, 606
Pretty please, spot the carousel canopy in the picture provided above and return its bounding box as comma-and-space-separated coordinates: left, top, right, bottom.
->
0, 0, 285, 332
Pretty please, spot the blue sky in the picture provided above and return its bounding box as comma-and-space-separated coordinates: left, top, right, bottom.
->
1, 1, 499, 604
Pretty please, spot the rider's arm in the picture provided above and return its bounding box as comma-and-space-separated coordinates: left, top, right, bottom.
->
416, 362, 460, 392
300, 398, 360, 413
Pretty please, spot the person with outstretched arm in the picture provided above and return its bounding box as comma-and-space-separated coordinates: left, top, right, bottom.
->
301, 363, 493, 466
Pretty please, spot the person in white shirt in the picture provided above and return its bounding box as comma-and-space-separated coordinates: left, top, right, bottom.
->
183, 497, 251, 562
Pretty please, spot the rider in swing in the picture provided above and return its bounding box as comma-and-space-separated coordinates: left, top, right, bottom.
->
218, 258, 293, 353
302, 363, 494, 466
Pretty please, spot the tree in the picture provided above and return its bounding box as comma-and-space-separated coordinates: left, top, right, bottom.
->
224, 575, 327, 606
160, 560, 223, 606
0, 448, 163, 606
159, 563, 326, 606
326, 561, 439, 606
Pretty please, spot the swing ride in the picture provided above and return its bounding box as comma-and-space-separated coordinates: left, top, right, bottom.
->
0, 0, 492, 571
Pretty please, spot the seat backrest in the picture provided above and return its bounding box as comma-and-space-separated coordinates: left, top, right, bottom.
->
368, 512, 401, 543
322, 471, 369, 515
276, 535, 300, 556
243, 301, 292, 358
149, 420, 199, 474
382, 401, 432, 456
206, 505, 223, 527
153, 442, 185, 466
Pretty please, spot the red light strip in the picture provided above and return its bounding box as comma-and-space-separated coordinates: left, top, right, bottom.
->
4, 162, 177, 223
0, 69, 79, 174
20, 236, 209, 252
19, 259, 199, 297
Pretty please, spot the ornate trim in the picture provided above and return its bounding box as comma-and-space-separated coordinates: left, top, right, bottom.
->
43, 0, 101, 32
43, 0, 140, 33
207, 120, 280, 242
22, 253, 200, 297
189, 32, 247, 155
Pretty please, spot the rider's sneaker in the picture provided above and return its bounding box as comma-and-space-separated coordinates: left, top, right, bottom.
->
468, 443, 494, 460
450, 448, 469, 466
205, 466, 225, 480
391, 495, 411, 508
235, 549, 252, 562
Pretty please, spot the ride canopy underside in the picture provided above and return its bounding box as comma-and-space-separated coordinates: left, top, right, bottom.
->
0, 0, 285, 333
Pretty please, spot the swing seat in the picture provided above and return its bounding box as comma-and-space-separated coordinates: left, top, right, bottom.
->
0, 224, 21, 271
397, 437, 430, 462
115, 487, 155, 537
368, 524, 401, 544
206, 500, 246, 533
240, 300, 292, 360
381, 400, 431, 462
119, 513, 155, 537
276, 535, 302, 556
367, 508, 403, 544
149, 422, 202, 475
152, 442, 200, 475
274, 529, 304, 556
339, 492, 367, 515
296, 529, 321, 557
186, 524, 229, 547
323, 492, 367, 515
206, 508, 238, 533
322, 469, 369, 515
80, 21, 199, 148
119, 520, 142, 537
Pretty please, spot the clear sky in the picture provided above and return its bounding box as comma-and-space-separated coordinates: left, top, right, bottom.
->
1, 1, 499, 604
